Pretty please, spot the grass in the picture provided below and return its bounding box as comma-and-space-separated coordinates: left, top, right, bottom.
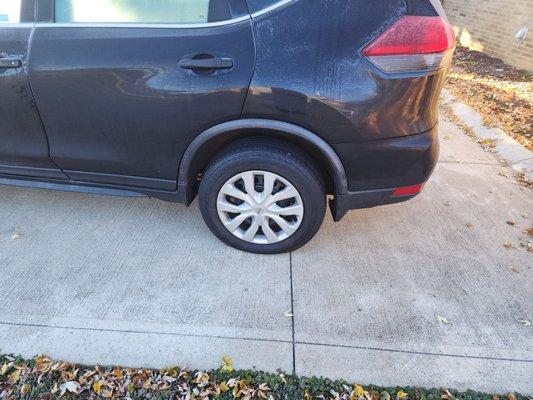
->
1, 354, 529, 400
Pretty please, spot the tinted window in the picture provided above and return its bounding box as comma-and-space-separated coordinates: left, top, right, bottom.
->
0, 0, 22, 23
246, 0, 280, 13
55, 0, 231, 23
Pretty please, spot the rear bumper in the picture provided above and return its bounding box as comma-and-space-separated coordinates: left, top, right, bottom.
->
330, 125, 439, 221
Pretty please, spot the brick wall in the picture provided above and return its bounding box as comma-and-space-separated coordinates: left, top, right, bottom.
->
442, 0, 533, 71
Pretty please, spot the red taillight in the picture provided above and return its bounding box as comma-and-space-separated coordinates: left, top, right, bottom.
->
363, 16, 455, 74
391, 183, 425, 197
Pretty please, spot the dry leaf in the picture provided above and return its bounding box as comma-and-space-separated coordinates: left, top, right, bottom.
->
59, 381, 80, 395
112, 368, 123, 379
397, 390, 408, 400
442, 389, 455, 400
510, 267, 520, 274
11, 233, 21, 240
506, 221, 516, 226
9, 369, 21, 383
503, 242, 514, 249
221, 355, 233, 373
438, 315, 451, 325
21, 384, 30, 395
142, 378, 152, 389
465, 222, 473, 228
517, 319, 531, 327
1, 362, 8, 375
354, 385, 365, 397
220, 382, 230, 393
92, 380, 103, 394
381, 392, 391, 400
284, 311, 294, 318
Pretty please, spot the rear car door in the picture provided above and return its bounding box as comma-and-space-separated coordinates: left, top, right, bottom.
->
0, 0, 66, 180
29, 0, 254, 190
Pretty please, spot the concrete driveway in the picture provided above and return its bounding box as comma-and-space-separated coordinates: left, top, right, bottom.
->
0, 116, 531, 394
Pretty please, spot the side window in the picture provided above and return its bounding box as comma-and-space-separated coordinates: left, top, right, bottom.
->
0, 0, 22, 23
55, 0, 232, 24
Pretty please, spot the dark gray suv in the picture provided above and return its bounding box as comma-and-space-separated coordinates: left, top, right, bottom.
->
0, 0, 454, 253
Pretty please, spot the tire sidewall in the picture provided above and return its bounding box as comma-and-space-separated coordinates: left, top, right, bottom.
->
199, 152, 325, 254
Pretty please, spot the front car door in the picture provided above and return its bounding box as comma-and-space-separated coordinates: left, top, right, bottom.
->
29, 0, 254, 190
0, 0, 66, 180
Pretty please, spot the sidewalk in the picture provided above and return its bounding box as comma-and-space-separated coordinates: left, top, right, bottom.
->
0, 114, 531, 394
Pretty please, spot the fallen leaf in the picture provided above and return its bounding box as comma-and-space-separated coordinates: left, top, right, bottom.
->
163, 375, 177, 383
221, 355, 233, 373
11, 233, 21, 240
1, 362, 8, 375
284, 311, 294, 318
510, 267, 520, 274
60, 381, 80, 396
397, 390, 408, 400
506, 221, 516, 226
35, 356, 53, 374
442, 389, 455, 400
517, 319, 531, 327
21, 384, 30, 395
92, 380, 102, 394
112, 368, 123, 379
465, 222, 473, 228
354, 385, 365, 397
438, 315, 451, 325
503, 242, 514, 249
444, 202, 451, 207
220, 382, 230, 393
9, 369, 21, 383
381, 392, 391, 400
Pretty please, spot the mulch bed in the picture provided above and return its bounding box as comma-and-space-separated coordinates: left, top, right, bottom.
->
445, 46, 532, 150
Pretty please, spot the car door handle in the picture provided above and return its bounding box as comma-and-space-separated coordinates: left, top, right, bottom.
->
0, 58, 22, 68
178, 57, 233, 70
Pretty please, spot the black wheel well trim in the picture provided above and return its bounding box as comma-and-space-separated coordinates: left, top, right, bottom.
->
177, 119, 349, 204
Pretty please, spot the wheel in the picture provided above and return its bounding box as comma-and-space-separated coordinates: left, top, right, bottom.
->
198, 140, 326, 254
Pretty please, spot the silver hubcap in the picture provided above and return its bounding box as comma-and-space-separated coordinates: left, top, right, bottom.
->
217, 170, 304, 245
